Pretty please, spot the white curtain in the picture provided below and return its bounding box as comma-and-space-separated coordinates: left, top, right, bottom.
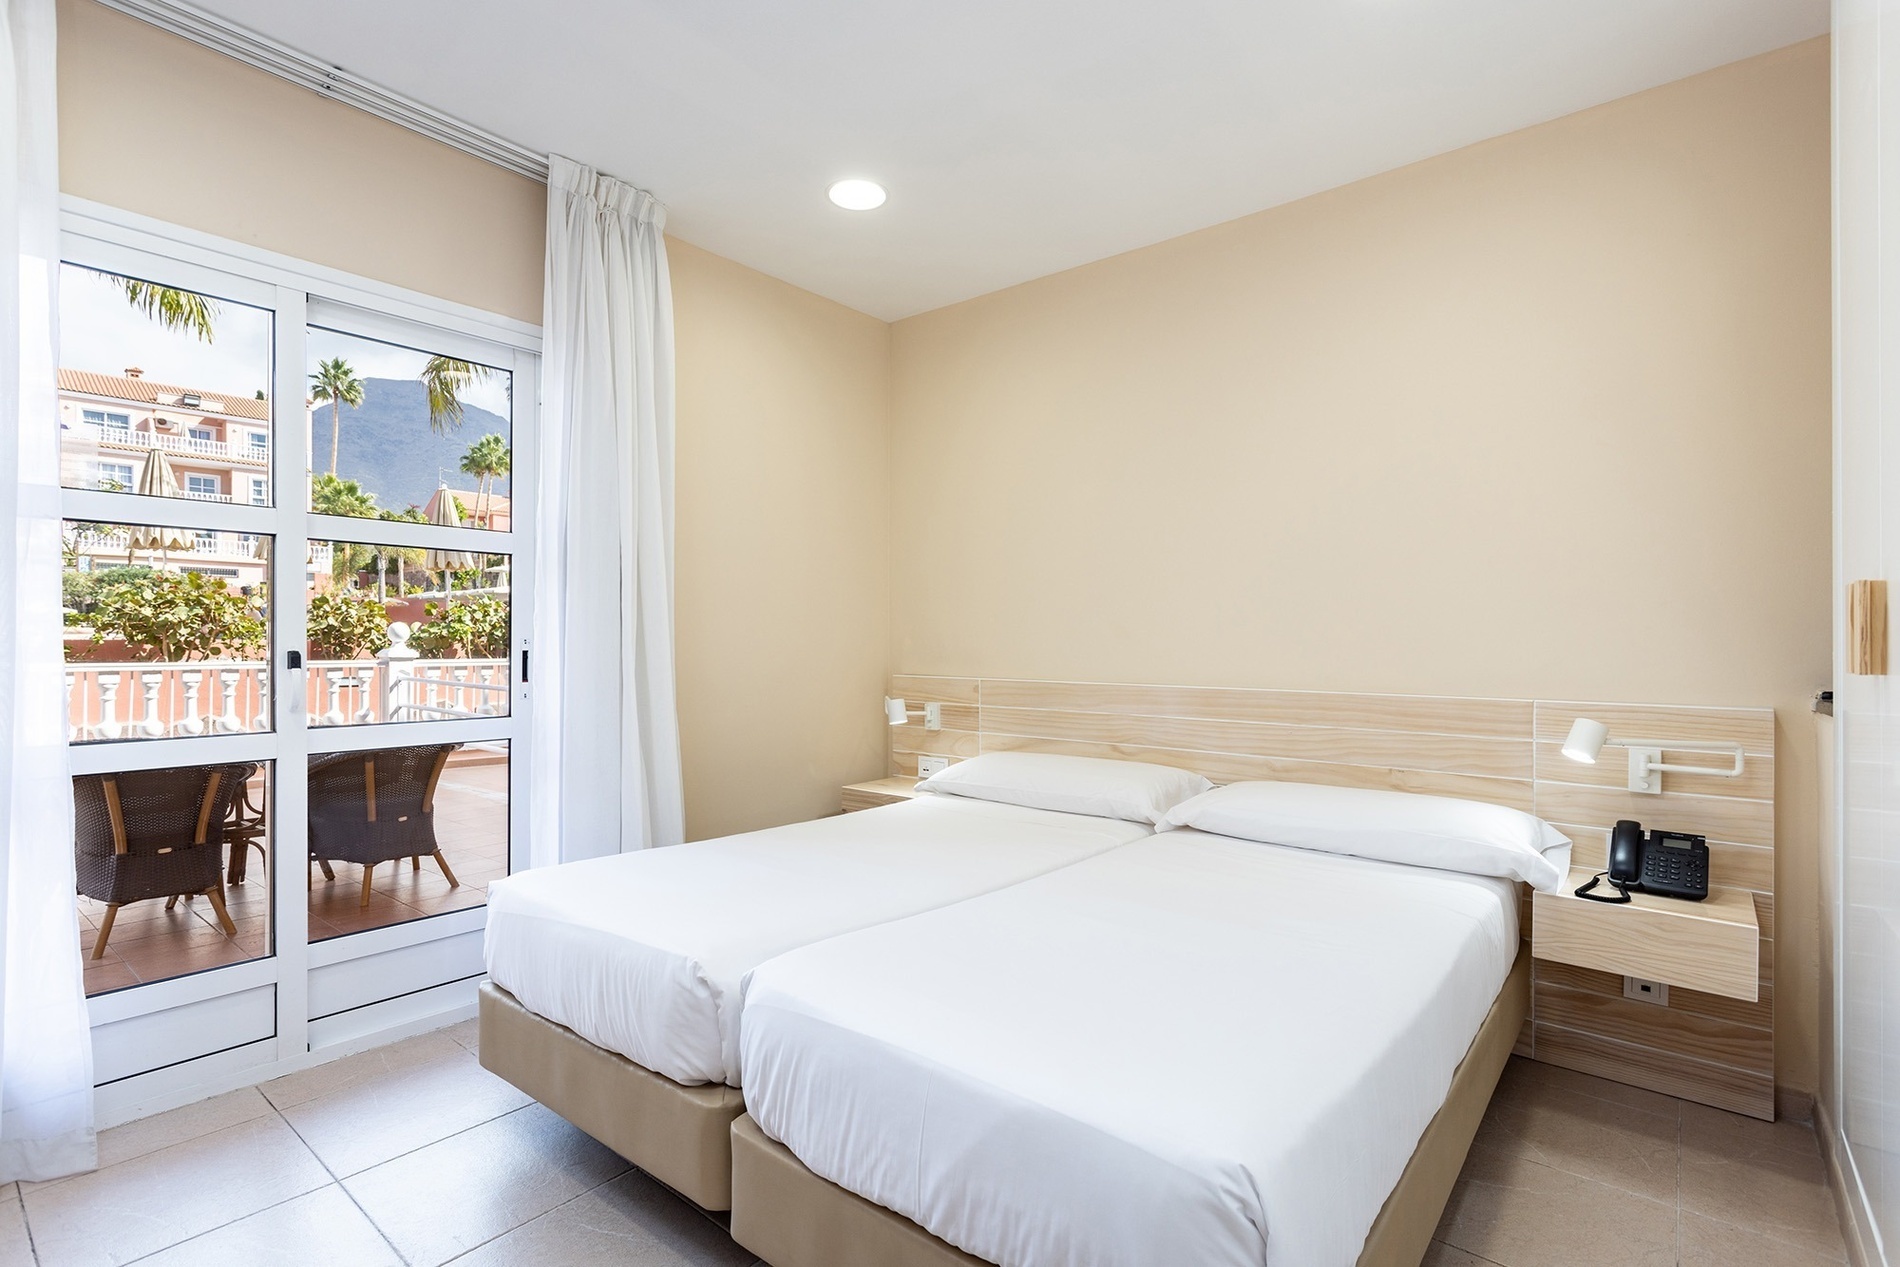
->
530, 155, 684, 865
0, 0, 95, 1182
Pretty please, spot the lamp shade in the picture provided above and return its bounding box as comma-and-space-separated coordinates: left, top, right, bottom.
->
1561, 718, 1610, 764
885, 696, 908, 726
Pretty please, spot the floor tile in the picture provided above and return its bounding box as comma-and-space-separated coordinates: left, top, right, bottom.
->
1420, 1241, 1504, 1267
21, 1114, 329, 1267
279, 1045, 531, 1177
449, 1170, 755, 1267
346, 1103, 629, 1266
260, 1028, 464, 1110
444, 1016, 481, 1052
1679, 1209, 1847, 1266
1678, 1102, 1847, 1253
91, 1087, 274, 1176
1472, 1075, 1678, 1200
1435, 1142, 1678, 1267
1494, 1057, 1683, 1123
131, 1185, 401, 1267
0, 1186, 30, 1267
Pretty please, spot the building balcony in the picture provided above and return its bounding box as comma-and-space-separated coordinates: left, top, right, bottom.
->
74, 420, 270, 467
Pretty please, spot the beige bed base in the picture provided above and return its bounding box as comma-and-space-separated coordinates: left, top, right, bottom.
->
477, 983, 745, 1210
729, 946, 1532, 1267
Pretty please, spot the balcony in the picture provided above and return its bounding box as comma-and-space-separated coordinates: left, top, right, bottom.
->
77, 420, 270, 467
66, 656, 510, 740
67, 529, 277, 564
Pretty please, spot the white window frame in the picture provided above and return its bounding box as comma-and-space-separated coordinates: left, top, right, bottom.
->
184, 473, 221, 497
61, 195, 540, 1127
92, 460, 134, 489
84, 408, 131, 431
249, 476, 268, 506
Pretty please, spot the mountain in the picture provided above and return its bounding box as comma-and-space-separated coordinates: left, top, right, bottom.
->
317, 378, 512, 516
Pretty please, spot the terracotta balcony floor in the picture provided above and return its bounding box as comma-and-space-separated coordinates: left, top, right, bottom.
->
79, 759, 511, 996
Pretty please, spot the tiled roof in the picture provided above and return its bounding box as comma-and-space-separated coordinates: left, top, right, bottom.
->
58, 369, 272, 422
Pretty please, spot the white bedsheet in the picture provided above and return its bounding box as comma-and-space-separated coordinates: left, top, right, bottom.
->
483, 793, 1151, 1086
740, 830, 1521, 1267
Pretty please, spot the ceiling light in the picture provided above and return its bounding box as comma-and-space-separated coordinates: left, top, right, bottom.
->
828, 179, 886, 211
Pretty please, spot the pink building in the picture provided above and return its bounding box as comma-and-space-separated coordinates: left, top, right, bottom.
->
58, 367, 275, 589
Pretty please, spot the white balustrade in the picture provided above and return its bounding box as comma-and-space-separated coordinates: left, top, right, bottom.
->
80, 420, 269, 467
64, 652, 510, 739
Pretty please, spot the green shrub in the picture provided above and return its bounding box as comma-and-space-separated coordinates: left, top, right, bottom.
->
74, 569, 265, 662
409, 593, 508, 659
306, 589, 392, 661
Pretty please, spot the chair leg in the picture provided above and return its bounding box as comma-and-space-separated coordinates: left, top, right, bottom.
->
360, 862, 376, 908
411, 855, 420, 872
91, 904, 120, 961
165, 894, 178, 911
319, 859, 335, 881
203, 886, 238, 938
432, 850, 459, 889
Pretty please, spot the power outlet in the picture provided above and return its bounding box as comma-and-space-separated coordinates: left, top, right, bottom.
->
917, 755, 950, 779
1623, 976, 1669, 1006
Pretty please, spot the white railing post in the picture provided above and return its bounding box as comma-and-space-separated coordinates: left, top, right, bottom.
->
179, 668, 205, 736
217, 668, 241, 733
96, 670, 122, 740
378, 622, 420, 724
137, 670, 166, 738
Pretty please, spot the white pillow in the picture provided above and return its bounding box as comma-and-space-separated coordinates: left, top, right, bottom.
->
1164, 780, 1573, 892
917, 752, 1212, 825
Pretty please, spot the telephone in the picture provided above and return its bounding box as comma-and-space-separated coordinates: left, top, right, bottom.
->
1574, 820, 1710, 903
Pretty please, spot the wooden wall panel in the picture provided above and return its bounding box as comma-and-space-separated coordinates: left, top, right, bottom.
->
889, 676, 1778, 1119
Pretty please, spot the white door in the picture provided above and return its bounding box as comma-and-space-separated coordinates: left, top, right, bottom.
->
58, 201, 538, 1107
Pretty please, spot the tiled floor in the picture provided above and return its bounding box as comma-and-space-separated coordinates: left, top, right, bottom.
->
0, 1039, 1847, 1267
78, 758, 510, 997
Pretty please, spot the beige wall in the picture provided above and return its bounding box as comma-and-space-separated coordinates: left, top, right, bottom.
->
56, 0, 892, 840
671, 241, 891, 838
889, 41, 1831, 1092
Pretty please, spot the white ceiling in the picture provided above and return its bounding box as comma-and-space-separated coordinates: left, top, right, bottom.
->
195, 0, 1826, 320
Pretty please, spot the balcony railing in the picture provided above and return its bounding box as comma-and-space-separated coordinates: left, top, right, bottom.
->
66, 530, 295, 566
65, 656, 510, 740
78, 421, 269, 467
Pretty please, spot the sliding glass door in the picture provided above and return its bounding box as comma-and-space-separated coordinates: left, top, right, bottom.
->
58, 205, 536, 1095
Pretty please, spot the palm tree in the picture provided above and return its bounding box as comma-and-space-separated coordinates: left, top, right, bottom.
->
111, 277, 217, 343
308, 474, 381, 584
309, 358, 364, 476
419, 357, 493, 434
458, 433, 512, 528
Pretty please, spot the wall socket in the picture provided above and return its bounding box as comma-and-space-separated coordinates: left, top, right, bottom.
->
1623, 976, 1669, 1006
916, 755, 950, 779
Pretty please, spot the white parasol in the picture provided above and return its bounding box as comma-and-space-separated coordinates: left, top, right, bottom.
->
424, 483, 480, 593
128, 450, 191, 559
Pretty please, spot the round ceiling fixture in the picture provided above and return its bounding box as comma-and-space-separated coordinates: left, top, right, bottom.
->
828, 179, 887, 211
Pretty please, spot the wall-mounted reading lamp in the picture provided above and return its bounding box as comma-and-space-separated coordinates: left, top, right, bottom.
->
885, 697, 942, 731
1559, 717, 1744, 795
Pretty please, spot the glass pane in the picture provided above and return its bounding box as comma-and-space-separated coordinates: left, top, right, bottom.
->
308, 742, 507, 941
63, 521, 273, 742
305, 538, 510, 727
306, 325, 512, 531
59, 264, 275, 505
79, 761, 273, 996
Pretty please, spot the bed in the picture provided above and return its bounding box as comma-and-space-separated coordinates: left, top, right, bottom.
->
732, 826, 1541, 1267
478, 783, 1160, 1208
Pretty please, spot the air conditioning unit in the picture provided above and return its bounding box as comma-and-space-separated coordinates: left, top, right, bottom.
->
154, 416, 178, 430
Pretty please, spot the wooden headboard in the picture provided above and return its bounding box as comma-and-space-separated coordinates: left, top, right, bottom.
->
888, 675, 1776, 1117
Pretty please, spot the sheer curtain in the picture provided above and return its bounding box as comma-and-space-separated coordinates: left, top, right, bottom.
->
1, 0, 96, 1182
530, 155, 684, 865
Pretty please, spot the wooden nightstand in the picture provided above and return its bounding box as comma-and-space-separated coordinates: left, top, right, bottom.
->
1532, 867, 1760, 1001
840, 777, 921, 813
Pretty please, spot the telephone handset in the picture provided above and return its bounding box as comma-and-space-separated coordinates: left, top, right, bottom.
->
1575, 819, 1711, 903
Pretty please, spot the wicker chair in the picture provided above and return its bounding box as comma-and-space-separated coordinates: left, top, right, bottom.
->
308, 744, 463, 907
75, 762, 255, 960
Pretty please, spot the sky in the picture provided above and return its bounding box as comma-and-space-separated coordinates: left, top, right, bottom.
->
60, 263, 514, 423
